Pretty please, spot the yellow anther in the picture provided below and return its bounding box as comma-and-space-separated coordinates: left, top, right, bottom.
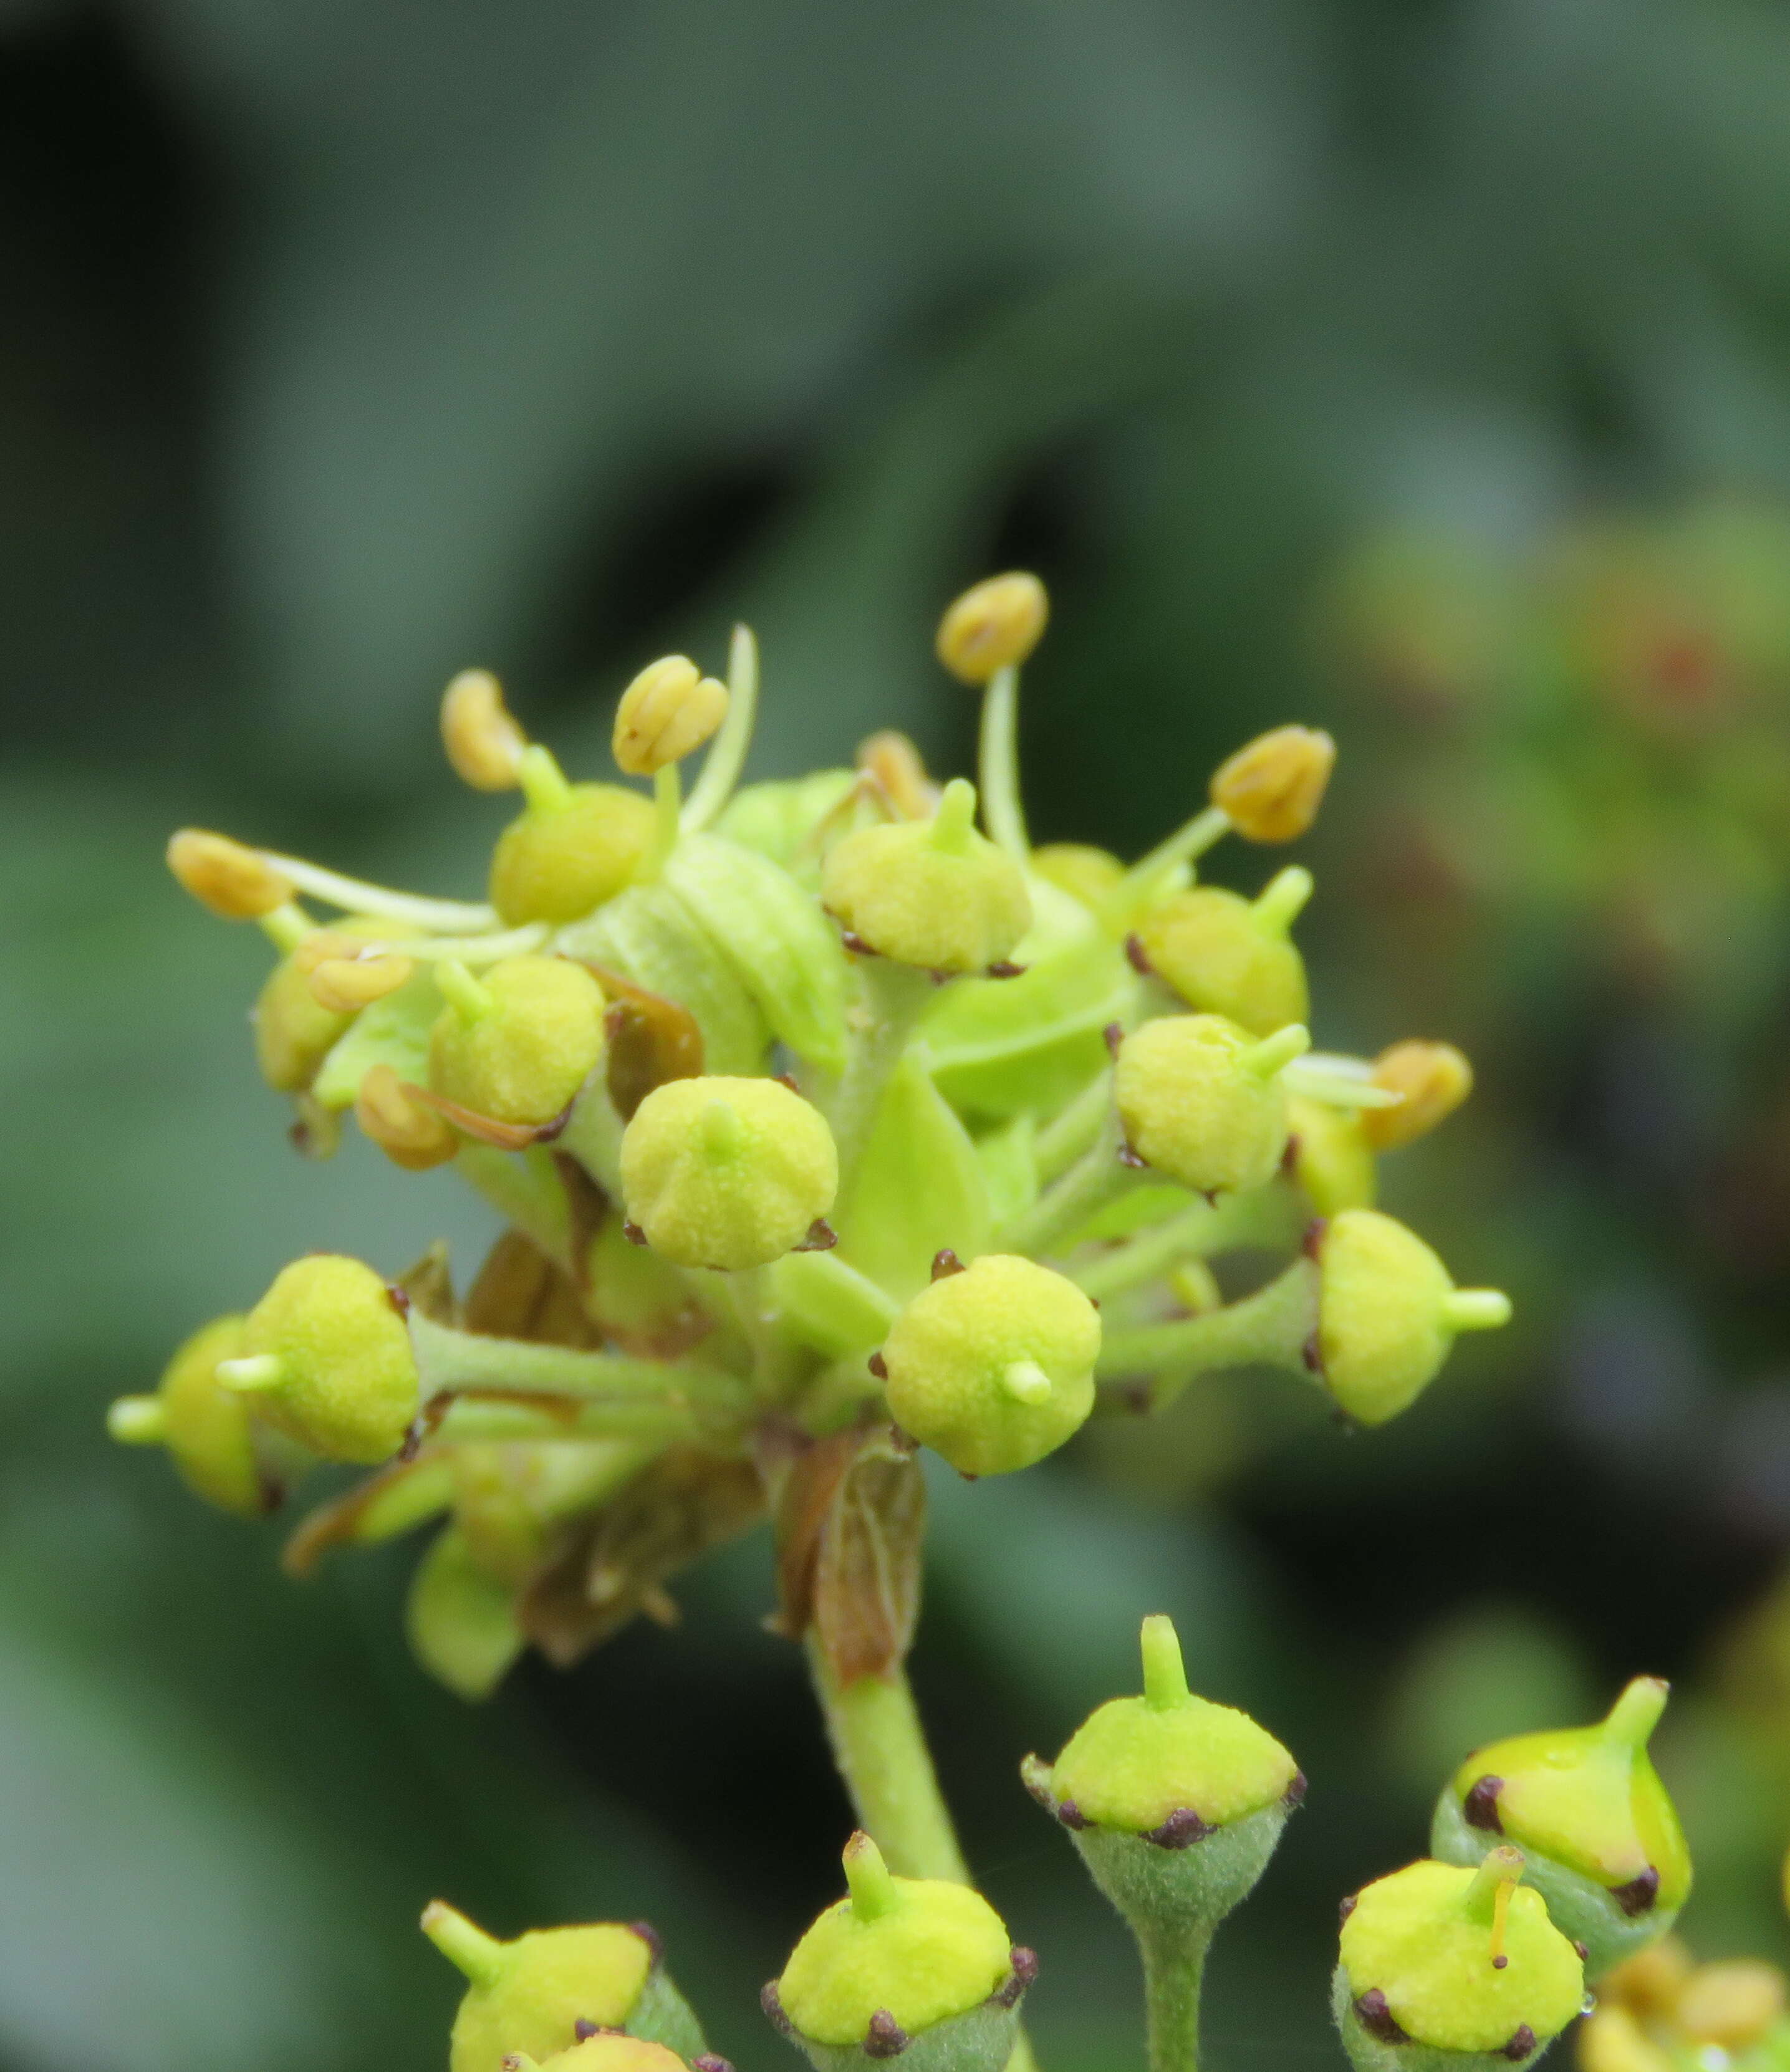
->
166, 829, 294, 920
1673, 1960, 1787, 2050
355, 1062, 458, 1171
293, 928, 378, 975
307, 953, 415, 1013
1363, 1039, 1475, 1151
1602, 1937, 1693, 2018
441, 668, 527, 791
1209, 726, 1336, 843
856, 730, 938, 819
936, 572, 1049, 684
612, 655, 729, 776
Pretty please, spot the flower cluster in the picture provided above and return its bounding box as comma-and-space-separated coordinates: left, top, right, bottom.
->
115, 573, 1559, 2068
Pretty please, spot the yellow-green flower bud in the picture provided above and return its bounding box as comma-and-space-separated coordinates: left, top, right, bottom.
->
1315, 1209, 1511, 1426
612, 655, 729, 777
1362, 1040, 1475, 1152
1210, 726, 1335, 843
935, 572, 1049, 684
428, 956, 606, 1126
222, 1255, 419, 1465
1432, 1678, 1691, 1978
489, 757, 657, 926
1023, 1617, 1302, 1959
1115, 1014, 1309, 1195
421, 1902, 705, 2072
820, 779, 1031, 975
1334, 1849, 1584, 2070
1288, 1097, 1377, 1216
107, 1313, 276, 1517
766, 1832, 1027, 2072
1046, 1615, 1301, 1836
878, 1254, 1099, 1477
1130, 869, 1312, 1036
1031, 843, 1126, 913
620, 1075, 838, 1270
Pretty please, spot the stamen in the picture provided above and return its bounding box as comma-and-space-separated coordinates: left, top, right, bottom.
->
681, 623, 761, 833
1104, 803, 1233, 920
978, 664, 1030, 860
254, 851, 498, 934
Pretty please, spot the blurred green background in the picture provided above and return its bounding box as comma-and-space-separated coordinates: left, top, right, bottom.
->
8, 2, 1790, 2067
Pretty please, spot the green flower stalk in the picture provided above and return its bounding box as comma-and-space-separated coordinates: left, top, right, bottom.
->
1432, 1677, 1692, 1977
125, 570, 1526, 2072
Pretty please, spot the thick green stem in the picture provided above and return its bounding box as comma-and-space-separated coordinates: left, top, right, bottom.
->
1140, 1923, 1211, 2072
1072, 1186, 1297, 1303
828, 960, 937, 1183
806, 1638, 968, 1881
997, 1111, 1142, 1259
1095, 1257, 1319, 1399
804, 1639, 1041, 2072
454, 1143, 575, 1270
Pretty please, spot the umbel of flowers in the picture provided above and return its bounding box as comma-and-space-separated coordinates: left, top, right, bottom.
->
112, 573, 1720, 2070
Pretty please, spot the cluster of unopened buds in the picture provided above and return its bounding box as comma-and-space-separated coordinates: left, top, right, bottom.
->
113, 571, 1745, 2070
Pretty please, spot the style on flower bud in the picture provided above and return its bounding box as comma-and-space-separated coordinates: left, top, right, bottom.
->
612, 655, 729, 777
1332, 1848, 1585, 2071
1024, 1615, 1304, 1944
764, 1831, 1031, 2072
107, 1313, 277, 1517
1314, 1208, 1511, 1426
421, 1901, 706, 2072
1115, 1014, 1310, 1196
218, 1254, 419, 1464
877, 1253, 1100, 1477
442, 668, 528, 790
620, 1075, 839, 1271
935, 572, 1049, 684
489, 751, 658, 926
1430, 1676, 1691, 1978
166, 828, 294, 920
1209, 725, 1336, 843
820, 777, 1032, 974
428, 956, 607, 1126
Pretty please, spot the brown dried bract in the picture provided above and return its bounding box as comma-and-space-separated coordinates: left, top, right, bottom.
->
519, 1449, 764, 1667
768, 1424, 926, 1684
574, 961, 705, 1120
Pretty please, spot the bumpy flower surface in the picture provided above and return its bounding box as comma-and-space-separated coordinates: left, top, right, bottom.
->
1445, 1679, 1691, 1917
880, 1254, 1099, 1476
239, 1255, 418, 1464
1317, 1209, 1508, 1425
490, 783, 657, 925
1115, 1014, 1305, 1194
621, 1075, 838, 1270
820, 779, 1031, 973
1338, 1858, 1584, 2055
1050, 1616, 1298, 1832
1133, 885, 1309, 1035
776, 1836, 1011, 2048
428, 956, 606, 1125
424, 1906, 657, 2072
